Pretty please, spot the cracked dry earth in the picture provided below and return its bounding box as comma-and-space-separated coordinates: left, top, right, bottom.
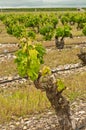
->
0, 99, 86, 130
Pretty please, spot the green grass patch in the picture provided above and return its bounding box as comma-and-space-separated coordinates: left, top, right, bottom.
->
0, 68, 86, 123
44, 47, 81, 68
0, 86, 50, 123
0, 59, 17, 76
61, 72, 86, 101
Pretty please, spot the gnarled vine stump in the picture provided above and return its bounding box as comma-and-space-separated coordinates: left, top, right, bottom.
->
34, 73, 74, 130
55, 36, 64, 49
77, 48, 86, 65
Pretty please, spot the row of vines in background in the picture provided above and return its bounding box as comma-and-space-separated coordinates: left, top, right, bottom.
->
0, 12, 86, 41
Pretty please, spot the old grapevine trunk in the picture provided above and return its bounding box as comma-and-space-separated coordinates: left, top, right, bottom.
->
34, 73, 73, 130
55, 36, 64, 49
77, 51, 86, 65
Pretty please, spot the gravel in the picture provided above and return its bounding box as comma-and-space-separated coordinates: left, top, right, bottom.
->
0, 100, 85, 130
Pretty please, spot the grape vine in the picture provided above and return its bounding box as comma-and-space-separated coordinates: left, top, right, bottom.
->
15, 38, 46, 81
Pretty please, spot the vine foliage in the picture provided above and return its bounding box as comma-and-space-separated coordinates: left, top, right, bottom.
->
15, 38, 46, 81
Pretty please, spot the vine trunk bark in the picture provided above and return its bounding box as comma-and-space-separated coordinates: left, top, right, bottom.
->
34, 73, 74, 130
55, 36, 64, 49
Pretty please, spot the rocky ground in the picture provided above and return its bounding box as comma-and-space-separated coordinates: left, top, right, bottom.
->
0, 41, 86, 130
0, 99, 85, 130
0, 62, 86, 88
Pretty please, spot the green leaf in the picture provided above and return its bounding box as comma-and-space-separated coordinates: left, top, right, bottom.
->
15, 39, 46, 81
56, 79, 65, 92
41, 66, 51, 76
56, 27, 64, 37
35, 43, 46, 64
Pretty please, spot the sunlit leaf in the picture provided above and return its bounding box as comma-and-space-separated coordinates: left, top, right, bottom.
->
56, 79, 65, 92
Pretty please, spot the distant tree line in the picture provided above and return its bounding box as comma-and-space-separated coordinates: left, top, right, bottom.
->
0, 8, 78, 12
